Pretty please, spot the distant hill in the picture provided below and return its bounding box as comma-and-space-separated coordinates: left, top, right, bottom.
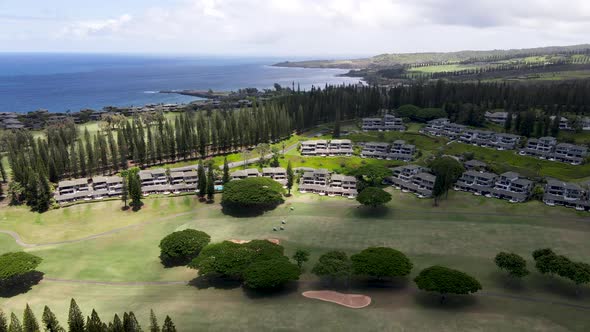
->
274, 44, 590, 69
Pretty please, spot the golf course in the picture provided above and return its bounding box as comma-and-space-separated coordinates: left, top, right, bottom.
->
1, 188, 590, 331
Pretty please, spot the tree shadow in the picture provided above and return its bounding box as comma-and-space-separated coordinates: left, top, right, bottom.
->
242, 281, 300, 299
131, 202, 144, 212
120, 206, 130, 211
188, 275, 242, 290
490, 272, 526, 292
351, 206, 391, 219
530, 273, 590, 300
159, 255, 194, 269
414, 291, 479, 310
0, 271, 44, 298
220, 204, 282, 218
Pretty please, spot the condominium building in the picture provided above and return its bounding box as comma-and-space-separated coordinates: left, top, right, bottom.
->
520, 137, 557, 159
300, 139, 353, 156
552, 143, 588, 165
230, 168, 261, 180
298, 169, 357, 198
455, 170, 498, 196
362, 114, 405, 131
490, 172, 534, 202
543, 179, 589, 211
262, 167, 288, 185
485, 111, 509, 125
386, 165, 436, 198
361, 140, 415, 161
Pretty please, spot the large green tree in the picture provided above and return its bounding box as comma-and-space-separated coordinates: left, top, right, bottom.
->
414, 266, 482, 303
67, 299, 84, 332
0, 252, 43, 294
312, 251, 351, 281
429, 156, 464, 206
41, 306, 64, 332
22, 304, 40, 332
159, 229, 211, 267
243, 257, 300, 289
351, 247, 413, 279
494, 252, 529, 278
221, 177, 284, 213
352, 164, 390, 186
286, 161, 294, 196
356, 187, 392, 208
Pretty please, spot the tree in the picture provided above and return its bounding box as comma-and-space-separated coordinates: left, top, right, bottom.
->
161, 317, 176, 332
254, 143, 270, 165
122, 312, 141, 332
0, 309, 7, 332
85, 310, 103, 332
352, 165, 390, 186
120, 170, 129, 208
221, 177, 284, 212
0, 159, 6, 183
67, 299, 84, 332
9, 313, 22, 332
243, 257, 301, 289
41, 306, 64, 332
197, 160, 206, 200
159, 229, 211, 267
148, 310, 159, 332
22, 304, 39, 332
0, 252, 42, 293
292, 249, 310, 270
312, 251, 351, 281
494, 252, 529, 278
110, 315, 124, 332
351, 247, 413, 279
222, 157, 230, 184
286, 161, 294, 195
414, 266, 482, 303
206, 166, 215, 201
126, 168, 142, 208
429, 156, 464, 206
356, 187, 392, 208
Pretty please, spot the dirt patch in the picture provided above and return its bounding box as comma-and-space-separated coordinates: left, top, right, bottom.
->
228, 238, 281, 245
302, 290, 371, 309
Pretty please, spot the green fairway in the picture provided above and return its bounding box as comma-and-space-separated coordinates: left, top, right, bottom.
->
1, 190, 590, 331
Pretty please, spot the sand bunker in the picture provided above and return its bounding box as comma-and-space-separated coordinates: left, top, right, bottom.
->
302, 290, 371, 309
229, 238, 281, 245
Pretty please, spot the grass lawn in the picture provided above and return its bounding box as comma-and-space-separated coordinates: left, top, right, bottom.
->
408, 64, 475, 73
1, 191, 590, 331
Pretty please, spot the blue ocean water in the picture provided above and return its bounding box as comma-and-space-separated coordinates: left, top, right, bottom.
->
0, 53, 361, 113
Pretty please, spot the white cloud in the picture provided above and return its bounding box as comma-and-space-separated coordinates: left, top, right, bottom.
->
60, 14, 132, 38
4, 0, 590, 55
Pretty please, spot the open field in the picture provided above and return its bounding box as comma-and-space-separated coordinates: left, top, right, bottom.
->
1, 190, 590, 331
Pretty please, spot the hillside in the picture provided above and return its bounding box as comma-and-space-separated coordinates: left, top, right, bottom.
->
274, 44, 590, 69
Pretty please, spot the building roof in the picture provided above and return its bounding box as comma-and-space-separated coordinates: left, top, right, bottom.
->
262, 167, 286, 174
464, 160, 487, 168
500, 172, 520, 179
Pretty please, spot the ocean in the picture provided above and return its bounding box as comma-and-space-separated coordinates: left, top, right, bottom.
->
0, 53, 361, 113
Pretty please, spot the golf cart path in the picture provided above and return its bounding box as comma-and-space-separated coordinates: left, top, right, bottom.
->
0, 211, 195, 248
39, 278, 590, 310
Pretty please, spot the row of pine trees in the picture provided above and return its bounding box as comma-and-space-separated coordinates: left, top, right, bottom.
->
0, 299, 176, 332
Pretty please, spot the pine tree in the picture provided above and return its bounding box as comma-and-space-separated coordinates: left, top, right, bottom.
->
206, 166, 215, 201
160, 317, 175, 332
122, 312, 141, 332
22, 304, 39, 332
109, 315, 124, 332
33, 175, 51, 213
148, 310, 159, 332
67, 299, 84, 332
197, 160, 206, 199
9, 313, 22, 332
222, 157, 230, 184
41, 306, 64, 332
121, 171, 129, 208
504, 112, 512, 131
85, 310, 103, 332
286, 161, 294, 195
127, 169, 142, 208
0, 159, 7, 183
0, 309, 7, 332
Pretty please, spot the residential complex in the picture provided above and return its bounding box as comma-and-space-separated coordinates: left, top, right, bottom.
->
55, 165, 202, 204
360, 140, 416, 161
230, 167, 288, 186
385, 165, 436, 198
520, 137, 588, 165
422, 118, 521, 150
362, 114, 406, 131
485, 111, 509, 125
0, 112, 24, 130
298, 168, 358, 198
300, 139, 353, 156
490, 172, 534, 203
543, 179, 589, 211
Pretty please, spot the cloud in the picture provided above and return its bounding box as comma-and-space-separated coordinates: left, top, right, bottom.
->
60, 14, 133, 38
4, 0, 590, 55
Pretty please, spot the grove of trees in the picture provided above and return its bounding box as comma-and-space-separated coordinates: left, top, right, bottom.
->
159, 229, 211, 267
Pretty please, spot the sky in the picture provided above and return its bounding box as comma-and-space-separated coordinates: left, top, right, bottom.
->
1, 0, 589, 57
